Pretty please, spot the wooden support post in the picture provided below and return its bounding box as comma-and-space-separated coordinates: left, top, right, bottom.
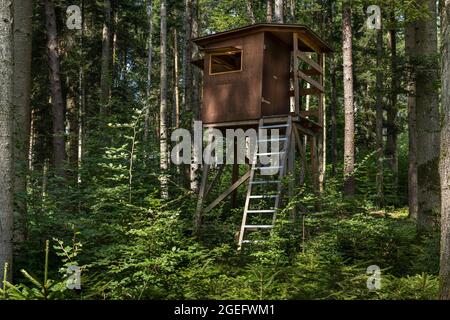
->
204, 164, 225, 199
293, 124, 307, 187
204, 170, 251, 214
292, 33, 300, 115
318, 53, 326, 193
310, 136, 319, 192
231, 144, 239, 208
289, 127, 296, 224
194, 164, 211, 236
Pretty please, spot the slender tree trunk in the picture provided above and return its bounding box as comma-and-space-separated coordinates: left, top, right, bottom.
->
247, 0, 255, 24
405, 22, 418, 219
0, 0, 14, 283
13, 0, 33, 241
415, 0, 441, 231
100, 0, 112, 111
342, 1, 355, 197
160, 0, 169, 199
289, 0, 295, 22
439, 0, 450, 300
173, 29, 180, 129
375, 28, 384, 205
44, 0, 66, 177
326, 0, 337, 176
274, 0, 284, 23
144, 0, 153, 146
386, 15, 399, 192
267, 0, 273, 22
190, 0, 201, 193
183, 0, 193, 114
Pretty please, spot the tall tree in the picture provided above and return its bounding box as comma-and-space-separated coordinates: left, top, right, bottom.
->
415, 0, 441, 231
405, 20, 418, 219
160, 0, 169, 199
44, 0, 66, 177
0, 0, 14, 283
386, 12, 399, 192
144, 0, 153, 145
439, 0, 450, 300
13, 0, 33, 240
375, 28, 384, 205
342, 1, 355, 197
100, 0, 112, 110
274, 0, 284, 23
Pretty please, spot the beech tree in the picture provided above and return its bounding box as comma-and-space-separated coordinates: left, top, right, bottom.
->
342, 0, 355, 197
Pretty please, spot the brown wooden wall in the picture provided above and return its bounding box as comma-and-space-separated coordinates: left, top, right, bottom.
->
262, 32, 291, 117
202, 33, 264, 124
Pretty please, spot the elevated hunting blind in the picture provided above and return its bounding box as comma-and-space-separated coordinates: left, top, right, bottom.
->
191, 24, 332, 249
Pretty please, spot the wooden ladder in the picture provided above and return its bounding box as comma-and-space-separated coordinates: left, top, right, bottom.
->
238, 116, 293, 249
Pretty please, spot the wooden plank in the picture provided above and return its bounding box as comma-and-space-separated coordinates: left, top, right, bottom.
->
290, 88, 322, 97
204, 170, 251, 214
297, 32, 322, 54
297, 51, 323, 74
194, 164, 211, 235
299, 88, 322, 96
204, 164, 225, 199
297, 70, 324, 93
300, 110, 319, 118
293, 34, 300, 115
301, 68, 322, 76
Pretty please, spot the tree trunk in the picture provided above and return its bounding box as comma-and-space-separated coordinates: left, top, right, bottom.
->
342, 1, 355, 197
386, 15, 399, 192
173, 29, 180, 129
160, 0, 169, 199
100, 0, 112, 111
13, 0, 33, 241
144, 0, 153, 146
247, 1, 255, 24
439, 0, 450, 300
44, 0, 66, 177
267, 0, 273, 22
415, 0, 441, 232
0, 0, 14, 283
375, 28, 384, 205
326, 0, 337, 176
405, 22, 418, 219
274, 0, 284, 23
190, 0, 201, 193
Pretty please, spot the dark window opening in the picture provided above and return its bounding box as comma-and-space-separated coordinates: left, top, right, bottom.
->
210, 50, 242, 75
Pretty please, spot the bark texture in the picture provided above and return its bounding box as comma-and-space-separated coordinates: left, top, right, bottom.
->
13, 0, 33, 241
415, 0, 441, 231
0, 0, 14, 283
439, 0, 450, 300
342, 2, 355, 197
160, 0, 169, 199
44, 0, 66, 177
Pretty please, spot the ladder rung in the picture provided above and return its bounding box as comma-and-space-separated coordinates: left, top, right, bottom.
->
242, 240, 268, 244
250, 180, 281, 184
257, 166, 282, 170
247, 210, 275, 213
249, 195, 278, 199
256, 151, 285, 156
258, 137, 287, 143
245, 225, 274, 229
260, 124, 289, 129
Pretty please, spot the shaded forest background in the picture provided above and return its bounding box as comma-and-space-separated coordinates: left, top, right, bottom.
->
0, 0, 449, 300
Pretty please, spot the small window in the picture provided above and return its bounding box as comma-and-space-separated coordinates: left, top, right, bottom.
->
209, 50, 242, 75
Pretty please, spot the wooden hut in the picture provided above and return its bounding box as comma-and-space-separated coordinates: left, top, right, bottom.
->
191, 24, 332, 248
